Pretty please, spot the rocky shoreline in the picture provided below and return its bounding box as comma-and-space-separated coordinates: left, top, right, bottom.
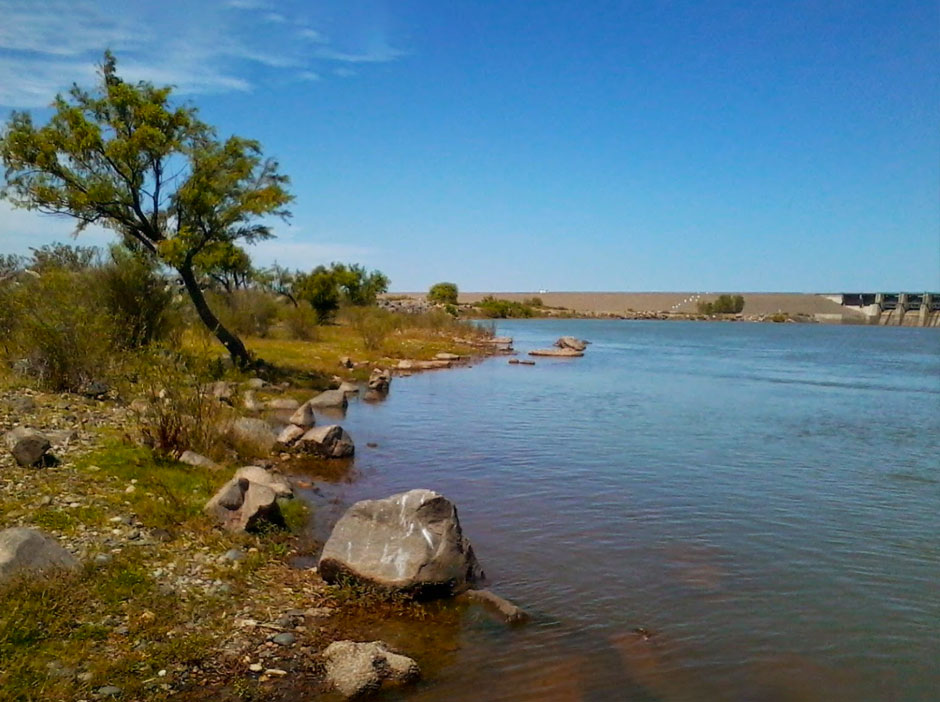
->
0, 340, 526, 701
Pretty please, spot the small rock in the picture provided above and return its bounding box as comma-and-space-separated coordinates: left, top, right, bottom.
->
95, 685, 122, 698
94, 553, 113, 565
178, 450, 222, 471
266, 397, 300, 411
322, 641, 419, 698
307, 389, 348, 410
82, 380, 110, 398
297, 425, 355, 458
245, 378, 267, 390
367, 368, 391, 392
249, 663, 263, 673
223, 549, 245, 562
3, 427, 54, 467
272, 632, 296, 646
288, 402, 315, 428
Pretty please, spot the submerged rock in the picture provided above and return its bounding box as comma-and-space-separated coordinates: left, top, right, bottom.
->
318, 489, 484, 597
321, 640, 420, 699
0, 528, 79, 583
297, 425, 355, 458
462, 588, 529, 624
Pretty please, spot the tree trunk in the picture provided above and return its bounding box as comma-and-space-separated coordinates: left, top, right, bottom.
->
177, 261, 253, 369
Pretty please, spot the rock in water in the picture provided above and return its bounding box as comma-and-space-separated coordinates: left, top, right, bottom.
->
205, 477, 283, 532
234, 466, 293, 498
528, 348, 584, 358
277, 424, 306, 447
308, 389, 348, 410
338, 381, 359, 394
3, 427, 53, 467
368, 368, 391, 392
297, 425, 355, 458
0, 528, 79, 583
288, 402, 316, 428
321, 640, 420, 698
554, 336, 588, 352
318, 489, 484, 597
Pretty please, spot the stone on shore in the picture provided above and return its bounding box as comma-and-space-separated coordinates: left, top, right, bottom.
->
338, 381, 359, 394
297, 425, 355, 458
0, 527, 79, 583
178, 450, 222, 471
265, 397, 300, 411
308, 390, 348, 410
211, 381, 234, 403
321, 640, 420, 699
288, 402, 316, 428
243, 391, 263, 412
205, 476, 283, 532
368, 368, 391, 392
277, 424, 306, 447
434, 352, 462, 361
3, 427, 53, 467
528, 348, 584, 358
234, 466, 293, 498
227, 417, 278, 454
554, 336, 588, 352
318, 489, 484, 597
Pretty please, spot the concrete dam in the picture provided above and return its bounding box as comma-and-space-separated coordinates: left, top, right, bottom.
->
825, 293, 940, 327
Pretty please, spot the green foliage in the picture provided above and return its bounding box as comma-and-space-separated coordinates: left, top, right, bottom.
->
331, 262, 390, 306
697, 294, 745, 315
523, 296, 544, 307
477, 296, 535, 318
281, 303, 319, 340
0, 268, 115, 391
296, 266, 341, 324
28, 243, 99, 272
257, 263, 299, 306
210, 288, 280, 338
428, 282, 459, 305
99, 245, 178, 348
347, 307, 398, 350
0, 51, 292, 367
194, 241, 254, 292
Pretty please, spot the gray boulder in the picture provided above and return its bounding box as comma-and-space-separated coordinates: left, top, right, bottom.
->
554, 336, 588, 352
297, 425, 355, 458
308, 389, 348, 410
210, 381, 234, 403
319, 489, 484, 597
277, 424, 306, 447
321, 640, 420, 698
288, 402, 316, 428
0, 528, 79, 583
205, 476, 283, 532
367, 368, 391, 392
233, 466, 292, 498
338, 381, 359, 395
528, 348, 583, 358
3, 427, 53, 467
227, 417, 277, 454
265, 397, 300, 411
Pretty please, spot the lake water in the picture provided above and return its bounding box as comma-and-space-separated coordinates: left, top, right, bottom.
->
302, 320, 940, 701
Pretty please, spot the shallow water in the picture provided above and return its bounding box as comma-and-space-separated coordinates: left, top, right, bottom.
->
303, 321, 940, 701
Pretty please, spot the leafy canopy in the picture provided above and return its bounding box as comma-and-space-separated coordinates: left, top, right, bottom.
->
0, 51, 292, 267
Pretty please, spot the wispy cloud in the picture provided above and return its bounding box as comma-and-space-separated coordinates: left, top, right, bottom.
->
0, 0, 406, 108
249, 233, 377, 270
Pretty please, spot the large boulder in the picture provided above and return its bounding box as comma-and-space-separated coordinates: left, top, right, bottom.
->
0, 528, 79, 583
554, 336, 588, 352
321, 640, 420, 698
227, 417, 278, 454
318, 489, 484, 597
205, 476, 284, 532
297, 425, 355, 458
308, 389, 348, 410
368, 368, 391, 392
3, 427, 53, 467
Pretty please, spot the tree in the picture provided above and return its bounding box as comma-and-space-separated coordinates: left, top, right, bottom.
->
428, 281, 458, 305
331, 262, 389, 306
194, 241, 253, 292
0, 52, 292, 368
258, 263, 299, 307
296, 266, 341, 324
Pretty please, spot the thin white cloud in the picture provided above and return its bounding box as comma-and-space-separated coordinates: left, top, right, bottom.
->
249, 235, 377, 270
0, 0, 405, 108
0, 200, 114, 254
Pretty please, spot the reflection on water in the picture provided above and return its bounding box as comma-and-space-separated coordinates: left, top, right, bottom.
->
296, 321, 940, 701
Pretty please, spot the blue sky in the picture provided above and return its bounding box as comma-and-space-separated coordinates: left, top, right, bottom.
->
0, 0, 937, 292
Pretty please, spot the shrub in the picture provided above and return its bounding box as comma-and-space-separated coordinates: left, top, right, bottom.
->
97, 246, 179, 348
348, 308, 397, 351
211, 289, 280, 338
281, 303, 319, 340
428, 282, 458, 305
477, 296, 535, 319
697, 294, 745, 315
0, 269, 116, 391
523, 296, 544, 307
296, 268, 341, 324
128, 351, 227, 459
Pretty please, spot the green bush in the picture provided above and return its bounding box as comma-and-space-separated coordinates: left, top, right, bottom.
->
522, 296, 544, 307
477, 296, 535, 318
281, 303, 320, 340
211, 289, 280, 338
428, 282, 459, 305
97, 246, 179, 348
347, 308, 398, 351
697, 294, 745, 315
0, 269, 116, 391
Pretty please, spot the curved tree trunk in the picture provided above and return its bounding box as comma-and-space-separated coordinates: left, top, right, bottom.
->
177, 261, 253, 369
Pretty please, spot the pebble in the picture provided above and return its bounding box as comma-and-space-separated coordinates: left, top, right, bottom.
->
248, 663, 263, 673
157, 670, 167, 677
124, 485, 135, 494
272, 632, 295, 646
94, 553, 112, 565
95, 685, 122, 697
264, 669, 288, 677
39, 495, 53, 506
223, 549, 245, 562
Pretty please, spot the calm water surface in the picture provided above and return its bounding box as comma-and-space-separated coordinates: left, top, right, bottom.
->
302, 321, 940, 701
